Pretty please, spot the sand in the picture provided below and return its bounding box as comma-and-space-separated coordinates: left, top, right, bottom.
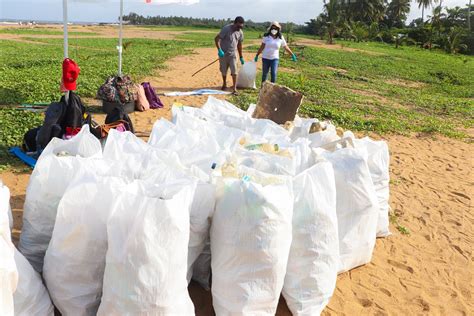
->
1, 31, 473, 316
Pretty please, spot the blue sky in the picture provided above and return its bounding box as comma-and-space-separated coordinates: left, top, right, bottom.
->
0, 0, 470, 25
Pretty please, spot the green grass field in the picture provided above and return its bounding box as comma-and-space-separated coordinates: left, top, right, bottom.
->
0, 25, 473, 170
234, 41, 473, 138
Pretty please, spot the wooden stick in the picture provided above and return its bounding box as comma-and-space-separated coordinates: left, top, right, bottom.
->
192, 58, 219, 77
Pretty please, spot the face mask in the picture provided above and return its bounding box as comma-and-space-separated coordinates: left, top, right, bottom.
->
271, 29, 278, 35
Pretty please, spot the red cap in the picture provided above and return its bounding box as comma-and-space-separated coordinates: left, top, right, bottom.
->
62, 58, 80, 91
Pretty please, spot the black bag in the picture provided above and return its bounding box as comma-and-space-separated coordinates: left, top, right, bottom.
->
22, 127, 41, 152
60, 91, 87, 132
105, 106, 134, 133
34, 92, 92, 152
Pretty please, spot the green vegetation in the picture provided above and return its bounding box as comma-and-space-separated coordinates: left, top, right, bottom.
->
0, 25, 472, 171
0, 108, 43, 172
123, 13, 305, 33
0, 37, 194, 104
389, 210, 411, 235
307, 1, 473, 55
233, 41, 473, 138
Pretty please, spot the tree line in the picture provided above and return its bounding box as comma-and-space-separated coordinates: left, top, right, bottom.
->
123, 2, 473, 55
122, 13, 304, 33
308, 0, 473, 54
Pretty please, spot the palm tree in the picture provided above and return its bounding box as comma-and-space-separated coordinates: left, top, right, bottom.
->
429, 5, 446, 36
323, 0, 341, 44
417, 0, 438, 22
338, 0, 385, 23
443, 27, 468, 53
386, 0, 411, 27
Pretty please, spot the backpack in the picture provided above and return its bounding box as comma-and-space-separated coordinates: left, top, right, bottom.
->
105, 106, 134, 133
142, 82, 164, 109
97, 76, 117, 102
116, 75, 137, 104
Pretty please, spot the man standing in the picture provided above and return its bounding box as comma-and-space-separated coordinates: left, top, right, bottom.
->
215, 16, 245, 95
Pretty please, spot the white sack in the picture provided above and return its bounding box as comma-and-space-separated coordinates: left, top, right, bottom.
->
43, 172, 127, 316
0, 182, 17, 316
308, 123, 340, 148
346, 133, 391, 237
19, 126, 102, 272
103, 129, 150, 179
233, 145, 297, 176
201, 97, 289, 142
141, 162, 216, 283
211, 169, 293, 315
237, 61, 257, 89
13, 249, 54, 316
98, 180, 196, 315
283, 161, 339, 316
320, 148, 379, 273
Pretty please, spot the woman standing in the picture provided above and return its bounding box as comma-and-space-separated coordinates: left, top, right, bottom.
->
254, 21, 297, 84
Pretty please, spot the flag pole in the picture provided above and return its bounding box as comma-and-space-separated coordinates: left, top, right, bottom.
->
118, 0, 124, 76
63, 0, 70, 102
63, 0, 68, 59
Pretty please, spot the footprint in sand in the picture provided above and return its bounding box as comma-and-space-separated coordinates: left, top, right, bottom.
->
450, 191, 471, 200
379, 288, 392, 297
387, 259, 414, 274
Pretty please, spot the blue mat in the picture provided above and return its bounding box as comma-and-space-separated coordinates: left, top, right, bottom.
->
9, 147, 37, 168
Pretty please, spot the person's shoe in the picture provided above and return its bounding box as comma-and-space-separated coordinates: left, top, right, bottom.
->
232, 90, 239, 96
221, 85, 227, 91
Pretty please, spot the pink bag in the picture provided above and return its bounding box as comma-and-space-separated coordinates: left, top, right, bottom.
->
135, 84, 150, 111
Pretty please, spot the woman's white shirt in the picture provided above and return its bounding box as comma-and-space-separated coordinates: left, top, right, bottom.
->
261, 35, 287, 60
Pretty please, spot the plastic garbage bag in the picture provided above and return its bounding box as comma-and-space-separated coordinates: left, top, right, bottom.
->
237, 61, 257, 89
289, 116, 319, 141
141, 162, 216, 283
283, 160, 339, 315
1, 180, 13, 230
102, 129, 150, 179
211, 168, 293, 315
233, 145, 297, 176
202, 96, 249, 120
43, 171, 127, 316
0, 183, 17, 316
320, 148, 379, 273
19, 126, 102, 272
98, 180, 196, 315
201, 96, 290, 142
344, 133, 391, 237
13, 249, 54, 316
308, 123, 340, 148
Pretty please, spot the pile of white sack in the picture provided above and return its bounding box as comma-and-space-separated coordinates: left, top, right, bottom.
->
1, 96, 390, 316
